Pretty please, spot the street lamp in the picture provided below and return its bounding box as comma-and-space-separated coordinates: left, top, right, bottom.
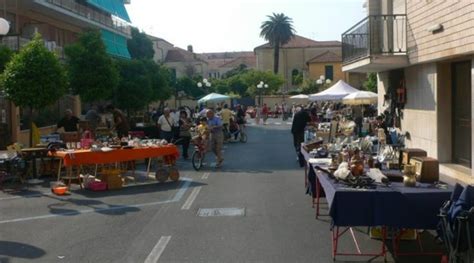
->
197, 78, 212, 89
257, 81, 268, 106
0, 18, 10, 36
316, 75, 332, 85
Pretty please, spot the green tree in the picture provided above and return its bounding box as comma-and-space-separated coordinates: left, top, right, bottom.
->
142, 60, 173, 103
65, 29, 119, 103
1, 34, 67, 146
363, 73, 377, 92
242, 70, 285, 96
127, 27, 154, 60
260, 13, 295, 74
175, 76, 206, 99
223, 64, 248, 78
301, 78, 319, 94
115, 59, 152, 114
0, 45, 13, 72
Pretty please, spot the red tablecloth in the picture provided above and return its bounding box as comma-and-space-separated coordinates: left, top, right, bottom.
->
50, 146, 180, 167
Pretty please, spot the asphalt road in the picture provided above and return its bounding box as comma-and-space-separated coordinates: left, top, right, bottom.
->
0, 119, 444, 263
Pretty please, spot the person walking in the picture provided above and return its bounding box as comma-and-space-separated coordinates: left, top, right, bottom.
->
206, 109, 224, 168
157, 108, 176, 143
291, 108, 316, 166
106, 105, 129, 138
262, 103, 269, 125
178, 110, 192, 159
255, 105, 261, 125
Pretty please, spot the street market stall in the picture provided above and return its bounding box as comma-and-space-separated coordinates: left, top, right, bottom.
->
50, 144, 180, 191
197, 93, 230, 104
309, 80, 359, 101
300, 143, 451, 261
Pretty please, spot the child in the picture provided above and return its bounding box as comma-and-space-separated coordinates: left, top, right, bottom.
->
192, 117, 209, 150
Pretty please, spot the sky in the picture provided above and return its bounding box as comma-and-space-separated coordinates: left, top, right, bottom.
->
126, 0, 367, 53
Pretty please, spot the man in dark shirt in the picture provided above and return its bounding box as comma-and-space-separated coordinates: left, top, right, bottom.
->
291, 108, 316, 164
106, 104, 130, 138
57, 109, 80, 132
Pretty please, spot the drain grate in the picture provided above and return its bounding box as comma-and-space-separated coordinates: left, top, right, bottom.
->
197, 208, 246, 217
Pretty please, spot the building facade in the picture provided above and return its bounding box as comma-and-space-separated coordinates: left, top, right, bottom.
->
0, 0, 132, 146
255, 35, 364, 91
200, 51, 256, 79
342, 0, 474, 183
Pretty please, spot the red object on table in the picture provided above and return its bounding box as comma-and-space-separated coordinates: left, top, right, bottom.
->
50, 145, 180, 167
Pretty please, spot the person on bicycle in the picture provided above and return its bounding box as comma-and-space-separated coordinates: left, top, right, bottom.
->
220, 104, 233, 141
192, 117, 209, 151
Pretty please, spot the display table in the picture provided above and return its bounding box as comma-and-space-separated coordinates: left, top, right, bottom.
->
50, 146, 180, 186
300, 146, 452, 260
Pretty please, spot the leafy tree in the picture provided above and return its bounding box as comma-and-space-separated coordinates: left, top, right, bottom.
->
127, 27, 154, 60
226, 75, 248, 96
0, 45, 13, 72
65, 29, 119, 103
363, 73, 377, 92
260, 13, 295, 74
301, 78, 319, 94
223, 64, 248, 78
242, 70, 285, 96
141, 60, 173, 103
175, 77, 202, 99
115, 59, 152, 114
1, 34, 67, 146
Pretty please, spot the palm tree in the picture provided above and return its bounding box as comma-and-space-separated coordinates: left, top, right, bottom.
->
260, 13, 296, 74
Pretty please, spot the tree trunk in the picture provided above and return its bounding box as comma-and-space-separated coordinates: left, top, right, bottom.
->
273, 44, 280, 74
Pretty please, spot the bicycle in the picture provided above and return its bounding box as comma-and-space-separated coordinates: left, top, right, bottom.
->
190, 129, 207, 171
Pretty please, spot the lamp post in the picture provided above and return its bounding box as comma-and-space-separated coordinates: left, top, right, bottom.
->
0, 18, 10, 36
316, 75, 332, 86
256, 81, 268, 106
197, 78, 212, 90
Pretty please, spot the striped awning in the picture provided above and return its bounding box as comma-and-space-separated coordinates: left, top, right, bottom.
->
101, 29, 131, 59
87, 0, 131, 22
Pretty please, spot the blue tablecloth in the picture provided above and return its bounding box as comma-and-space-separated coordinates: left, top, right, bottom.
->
317, 169, 452, 229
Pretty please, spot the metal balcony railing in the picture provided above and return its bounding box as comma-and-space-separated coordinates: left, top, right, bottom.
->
342, 15, 407, 63
0, 35, 66, 59
44, 0, 131, 36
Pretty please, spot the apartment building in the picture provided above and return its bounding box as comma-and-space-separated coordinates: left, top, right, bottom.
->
341, 0, 474, 183
0, 0, 132, 146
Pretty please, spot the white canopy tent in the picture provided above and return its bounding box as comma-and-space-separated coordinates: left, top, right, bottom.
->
342, 91, 378, 105
309, 80, 359, 101
197, 93, 230, 104
289, 94, 309, 99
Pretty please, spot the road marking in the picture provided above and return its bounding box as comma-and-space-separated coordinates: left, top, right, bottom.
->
274, 122, 281, 125
181, 186, 201, 210
197, 208, 245, 217
201, 173, 210, 180
144, 236, 171, 263
0, 179, 193, 225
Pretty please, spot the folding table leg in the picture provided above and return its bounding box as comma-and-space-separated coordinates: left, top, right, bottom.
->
56, 159, 63, 182
146, 158, 153, 179
315, 175, 321, 219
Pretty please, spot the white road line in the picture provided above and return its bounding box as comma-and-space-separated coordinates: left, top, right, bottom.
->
144, 236, 171, 263
181, 186, 201, 210
0, 178, 193, 225
201, 173, 210, 180
274, 122, 281, 125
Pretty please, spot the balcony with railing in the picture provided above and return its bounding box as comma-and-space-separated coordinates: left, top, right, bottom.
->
0, 35, 65, 59
341, 15, 409, 72
40, 0, 131, 36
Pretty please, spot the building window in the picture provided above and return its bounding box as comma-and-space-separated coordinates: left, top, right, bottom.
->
291, 69, 299, 85
325, 65, 333, 81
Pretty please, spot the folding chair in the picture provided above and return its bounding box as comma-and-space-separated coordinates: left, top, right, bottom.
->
439, 184, 474, 262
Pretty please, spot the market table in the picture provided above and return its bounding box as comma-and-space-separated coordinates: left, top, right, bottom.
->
314, 164, 452, 260
50, 146, 180, 186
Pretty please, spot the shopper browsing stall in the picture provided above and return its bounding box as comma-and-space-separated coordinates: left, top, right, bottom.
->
57, 109, 80, 132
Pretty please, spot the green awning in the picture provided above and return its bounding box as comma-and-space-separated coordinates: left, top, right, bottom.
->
87, 0, 131, 22
101, 29, 131, 59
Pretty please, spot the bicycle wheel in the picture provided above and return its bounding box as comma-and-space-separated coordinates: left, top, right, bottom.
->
239, 132, 247, 143
192, 151, 203, 171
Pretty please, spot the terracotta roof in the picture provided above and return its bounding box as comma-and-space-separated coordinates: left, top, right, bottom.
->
219, 56, 256, 69
200, 51, 254, 60
306, 51, 342, 64
165, 48, 207, 63
146, 34, 174, 46
254, 35, 341, 50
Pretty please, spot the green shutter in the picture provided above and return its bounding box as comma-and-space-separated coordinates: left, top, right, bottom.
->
101, 29, 131, 59
87, 0, 131, 22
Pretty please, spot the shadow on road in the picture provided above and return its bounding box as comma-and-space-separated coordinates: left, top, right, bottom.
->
0, 241, 45, 261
